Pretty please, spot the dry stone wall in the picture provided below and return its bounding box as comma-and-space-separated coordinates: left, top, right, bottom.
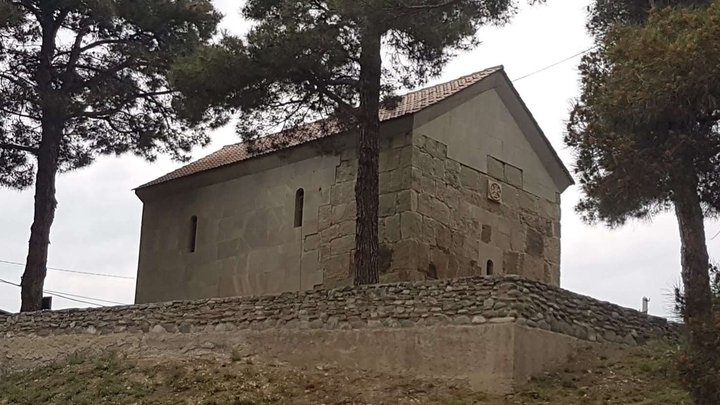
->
1, 276, 678, 345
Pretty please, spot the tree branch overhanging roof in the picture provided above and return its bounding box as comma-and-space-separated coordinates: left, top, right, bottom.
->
137, 66, 573, 191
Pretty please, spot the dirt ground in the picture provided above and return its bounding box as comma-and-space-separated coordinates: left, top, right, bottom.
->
0, 341, 690, 405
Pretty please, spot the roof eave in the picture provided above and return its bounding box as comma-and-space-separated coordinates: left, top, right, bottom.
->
134, 115, 416, 201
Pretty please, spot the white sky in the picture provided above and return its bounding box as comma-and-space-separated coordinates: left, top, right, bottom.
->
1, 0, 718, 317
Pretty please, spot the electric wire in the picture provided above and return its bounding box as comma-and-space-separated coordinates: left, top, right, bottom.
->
711, 229, 720, 241
0, 259, 135, 280
0, 277, 104, 307
0, 277, 126, 307
43, 289, 127, 305
512, 46, 596, 82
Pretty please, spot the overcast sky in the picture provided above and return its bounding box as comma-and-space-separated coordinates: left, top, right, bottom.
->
1, 0, 718, 317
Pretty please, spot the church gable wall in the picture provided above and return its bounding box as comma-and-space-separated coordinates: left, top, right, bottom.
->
406, 87, 563, 285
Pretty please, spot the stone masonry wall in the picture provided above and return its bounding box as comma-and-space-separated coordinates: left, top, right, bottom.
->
1, 276, 678, 346
315, 131, 415, 288
402, 134, 561, 285
312, 131, 561, 289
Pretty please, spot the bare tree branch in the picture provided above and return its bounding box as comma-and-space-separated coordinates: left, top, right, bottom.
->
0, 72, 33, 87
0, 107, 40, 120
11, 0, 40, 18
62, 20, 91, 91
73, 59, 136, 90
76, 90, 176, 119
302, 70, 358, 116
0, 142, 39, 154
324, 77, 361, 88
396, 0, 462, 10
72, 38, 132, 55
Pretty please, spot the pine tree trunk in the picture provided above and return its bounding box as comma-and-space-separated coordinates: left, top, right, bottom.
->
673, 171, 713, 329
673, 169, 718, 405
353, 31, 382, 285
20, 7, 63, 312
20, 127, 61, 312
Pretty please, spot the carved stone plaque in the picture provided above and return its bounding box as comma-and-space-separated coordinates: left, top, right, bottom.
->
487, 179, 502, 203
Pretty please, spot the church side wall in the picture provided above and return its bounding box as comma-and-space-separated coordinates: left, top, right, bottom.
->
135, 146, 342, 303
136, 122, 415, 303
409, 89, 562, 285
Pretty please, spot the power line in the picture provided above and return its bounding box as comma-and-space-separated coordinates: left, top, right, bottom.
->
0, 277, 126, 307
0, 278, 103, 307
0, 278, 105, 307
46, 292, 107, 307
44, 289, 126, 306
512, 46, 597, 83
0, 259, 135, 280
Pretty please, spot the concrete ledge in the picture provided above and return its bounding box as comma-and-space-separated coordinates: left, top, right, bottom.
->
0, 322, 590, 394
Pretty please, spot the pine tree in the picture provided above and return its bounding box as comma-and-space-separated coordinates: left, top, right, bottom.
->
0, 0, 220, 311
172, 0, 542, 285
568, 1, 719, 402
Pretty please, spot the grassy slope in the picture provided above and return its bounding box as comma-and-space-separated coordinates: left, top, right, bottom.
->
0, 342, 690, 405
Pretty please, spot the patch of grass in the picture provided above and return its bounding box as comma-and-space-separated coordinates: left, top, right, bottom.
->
0, 353, 156, 405
65, 350, 86, 365
512, 341, 690, 405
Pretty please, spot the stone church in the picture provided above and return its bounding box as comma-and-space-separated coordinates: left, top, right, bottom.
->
133, 66, 574, 304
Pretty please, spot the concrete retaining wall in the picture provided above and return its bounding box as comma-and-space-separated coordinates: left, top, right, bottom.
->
0, 276, 679, 393
0, 322, 585, 394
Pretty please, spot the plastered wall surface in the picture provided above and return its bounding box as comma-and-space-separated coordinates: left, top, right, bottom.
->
414, 88, 560, 201
136, 152, 340, 303
0, 323, 588, 394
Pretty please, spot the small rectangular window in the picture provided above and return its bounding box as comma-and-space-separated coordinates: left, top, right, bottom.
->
189, 215, 198, 253
294, 189, 304, 228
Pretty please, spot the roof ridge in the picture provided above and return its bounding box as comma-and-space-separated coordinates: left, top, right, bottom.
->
398, 65, 504, 99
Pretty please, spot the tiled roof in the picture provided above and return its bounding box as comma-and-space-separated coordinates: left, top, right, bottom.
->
139, 66, 503, 189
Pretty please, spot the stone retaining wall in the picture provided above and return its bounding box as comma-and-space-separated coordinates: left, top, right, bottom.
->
1, 276, 678, 345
